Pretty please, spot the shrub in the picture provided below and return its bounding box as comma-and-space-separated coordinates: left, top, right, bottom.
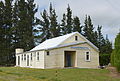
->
99, 53, 110, 66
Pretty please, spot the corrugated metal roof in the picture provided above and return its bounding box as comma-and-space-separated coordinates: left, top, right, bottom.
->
30, 32, 78, 51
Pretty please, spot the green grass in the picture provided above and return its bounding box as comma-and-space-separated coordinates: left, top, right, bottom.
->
0, 67, 119, 81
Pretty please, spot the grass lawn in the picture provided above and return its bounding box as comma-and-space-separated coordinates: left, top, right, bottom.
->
0, 67, 120, 81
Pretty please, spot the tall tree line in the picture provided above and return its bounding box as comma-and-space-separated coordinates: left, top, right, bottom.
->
0, 2, 112, 66
0, 0, 37, 65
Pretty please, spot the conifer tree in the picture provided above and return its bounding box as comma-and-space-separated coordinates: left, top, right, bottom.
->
39, 9, 51, 42
3, 0, 13, 64
0, 1, 5, 64
66, 5, 73, 33
61, 13, 67, 35
83, 15, 96, 45
13, 0, 37, 51
26, 0, 38, 49
83, 15, 88, 37
97, 25, 104, 50
12, 1, 19, 49
73, 16, 82, 33
49, 3, 60, 37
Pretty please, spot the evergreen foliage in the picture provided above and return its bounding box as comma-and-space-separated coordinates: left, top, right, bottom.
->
49, 3, 61, 37
0, 0, 37, 65
13, 0, 37, 51
111, 33, 120, 72
61, 13, 67, 35
73, 16, 82, 34
39, 9, 51, 42
66, 5, 73, 33
83, 15, 96, 45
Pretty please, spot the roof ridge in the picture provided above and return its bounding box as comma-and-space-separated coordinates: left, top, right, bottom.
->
30, 32, 78, 51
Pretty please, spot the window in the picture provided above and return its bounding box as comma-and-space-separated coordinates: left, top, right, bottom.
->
85, 52, 90, 61
21, 55, 23, 61
37, 52, 39, 61
31, 53, 32, 61
47, 51, 49, 55
75, 36, 78, 41
24, 54, 26, 60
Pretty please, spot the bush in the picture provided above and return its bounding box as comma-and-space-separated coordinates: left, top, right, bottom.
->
99, 53, 110, 66
111, 50, 115, 66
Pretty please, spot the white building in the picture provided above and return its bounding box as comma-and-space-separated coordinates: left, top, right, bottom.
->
16, 32, 99, 69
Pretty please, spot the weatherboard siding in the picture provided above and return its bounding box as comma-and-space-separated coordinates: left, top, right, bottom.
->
16, 32, 99, 69
44, 43, 99, 69
60, 33, 86, 45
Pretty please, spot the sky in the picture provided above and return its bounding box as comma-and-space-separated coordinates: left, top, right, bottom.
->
34, 0, 120, 44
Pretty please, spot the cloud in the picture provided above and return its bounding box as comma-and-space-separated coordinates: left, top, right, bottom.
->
35, 0, 120, 43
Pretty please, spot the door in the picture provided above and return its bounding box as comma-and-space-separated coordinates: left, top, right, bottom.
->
27, 55, 29, 66
64, 51, 76, 67
65, 54, 71, 67
18, 56, 20, 66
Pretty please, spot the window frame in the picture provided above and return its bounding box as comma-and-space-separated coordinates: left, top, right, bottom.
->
85, 51, 90, 61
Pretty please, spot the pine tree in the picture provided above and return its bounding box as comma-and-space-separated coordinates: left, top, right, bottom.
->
97, 25, 104, 49
73, 16, 82, 33
49, 3, 60, 37
61, 13, 67, 35
13, 0, 37, 51
83, 15, 96, 45
3, 0, 13, 65
39, 9, 51, 42
0, 1, 5, 65
87, 16, 95, 42
66, 5, 73, 33
93, 31, 98, 47
15, 0, 28, 50
12, 1, 19, 49
83, 15, 88, 37
26, 0, 38, 49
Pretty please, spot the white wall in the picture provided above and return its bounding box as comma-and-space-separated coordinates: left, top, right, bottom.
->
16, 51, 45, 69
44, 43, 99, 69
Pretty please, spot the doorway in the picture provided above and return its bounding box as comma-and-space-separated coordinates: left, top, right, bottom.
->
64, 51, 76, 67
18, 56, 20, 66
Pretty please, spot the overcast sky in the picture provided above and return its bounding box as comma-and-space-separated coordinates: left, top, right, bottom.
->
34, 0, 120, 43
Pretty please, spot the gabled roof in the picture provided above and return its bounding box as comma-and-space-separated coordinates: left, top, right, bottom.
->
30, 32, 99, 52
30, 32, 77, 51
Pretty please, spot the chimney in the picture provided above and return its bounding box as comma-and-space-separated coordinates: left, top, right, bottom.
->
15, 48, 24, 54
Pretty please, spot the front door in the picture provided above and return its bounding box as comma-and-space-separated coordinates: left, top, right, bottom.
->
18, 56, 20, 66
27, 55, 29, 66
64, 51, 76, 67
65, 53, 71, 67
